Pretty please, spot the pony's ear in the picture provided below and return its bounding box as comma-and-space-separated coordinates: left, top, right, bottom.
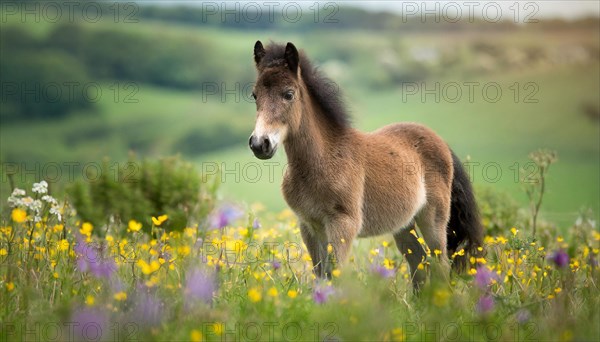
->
284, 42, 299, 74
254, 40, 265, 66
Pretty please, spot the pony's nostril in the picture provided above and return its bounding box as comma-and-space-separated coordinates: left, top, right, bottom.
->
262, 137, 271, 153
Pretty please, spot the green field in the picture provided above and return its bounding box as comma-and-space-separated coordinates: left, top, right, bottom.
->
198, 63, 600, 226
1, 12, 599, 226
1, 5, 599, 341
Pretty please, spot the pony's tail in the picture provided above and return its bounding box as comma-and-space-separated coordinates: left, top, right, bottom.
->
447, 151, 484, 272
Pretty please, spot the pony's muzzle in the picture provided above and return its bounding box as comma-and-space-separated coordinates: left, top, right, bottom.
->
249, 135, 275, 160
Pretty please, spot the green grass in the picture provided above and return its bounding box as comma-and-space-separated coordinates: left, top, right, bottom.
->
1, 184, 599, 341
1, 22, 598, 227
1, 10, 599, 342
197, 63, 599, 227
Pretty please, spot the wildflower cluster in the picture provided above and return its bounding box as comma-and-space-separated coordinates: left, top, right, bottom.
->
7, 181, 63, 223
1, 188, 598, 341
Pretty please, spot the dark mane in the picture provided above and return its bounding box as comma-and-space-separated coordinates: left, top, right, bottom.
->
259, 43, 351, 130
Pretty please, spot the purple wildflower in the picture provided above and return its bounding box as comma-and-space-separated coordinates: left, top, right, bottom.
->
476, 295, 495, 314
252, 218, 261, 229
71, 308, 108, 341
548, 250, 569, 268
185, 268, 216, 304
371, 265, 396, 278
474, 265, 497, 289
516, 309, 531, 324
132, 286, 163, 327
272, 260, 281, 271
210, 204, 243, 229
90, 259, 116, 278
74, 239, 115, 278
313, 283, 335, 304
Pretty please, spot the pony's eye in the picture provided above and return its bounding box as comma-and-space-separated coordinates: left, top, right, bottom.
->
251, 92, 257, 100
283, 91, 294, 101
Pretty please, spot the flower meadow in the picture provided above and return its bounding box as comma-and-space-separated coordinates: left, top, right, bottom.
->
1, 181, 599, 341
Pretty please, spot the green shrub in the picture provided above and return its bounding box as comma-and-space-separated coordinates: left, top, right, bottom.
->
475, 185, 525, 236
68, 155, 218, 233
0, 26, 93, 121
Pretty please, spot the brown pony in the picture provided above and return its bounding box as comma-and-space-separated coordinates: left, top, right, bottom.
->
248, 41, 483, 287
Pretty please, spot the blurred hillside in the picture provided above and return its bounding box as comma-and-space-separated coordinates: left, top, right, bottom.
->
1, 2, 599, 224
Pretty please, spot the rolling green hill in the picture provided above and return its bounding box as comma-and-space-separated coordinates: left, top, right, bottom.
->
1, 13, 598, 228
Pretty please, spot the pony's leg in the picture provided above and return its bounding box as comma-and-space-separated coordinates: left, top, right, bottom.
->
393, 222, 427, 289
324, 215, 361, 277
415, 203, 451, 281
300, 222, 327, 277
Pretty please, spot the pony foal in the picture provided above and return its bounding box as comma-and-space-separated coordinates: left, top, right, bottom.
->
248, 41, 483, 287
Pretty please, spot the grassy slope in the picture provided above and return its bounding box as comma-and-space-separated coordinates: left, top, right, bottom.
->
1, 20, 598, 225
199, 63, 600, 226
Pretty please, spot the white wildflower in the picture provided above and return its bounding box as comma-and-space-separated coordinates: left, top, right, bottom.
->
21, 197, 34, 207
50, 206, 62, 222
32, 180, 48, 194
7, 188, 26, 207
11, 188, 26, 197
30, 199, 43, 212
7, 197, 20, 207
41, 195, 58, 205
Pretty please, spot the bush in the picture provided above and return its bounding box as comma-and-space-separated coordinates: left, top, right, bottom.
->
68, 155, 218, 232
47, 24, 226, 89
475, 185, 525, 236
0, 27, 93, 121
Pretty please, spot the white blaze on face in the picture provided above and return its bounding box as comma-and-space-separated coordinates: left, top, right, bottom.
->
253, 113, 288, 149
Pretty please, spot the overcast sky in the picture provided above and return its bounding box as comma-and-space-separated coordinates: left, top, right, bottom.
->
144, 1, 599, 20
347, 1, 599, 20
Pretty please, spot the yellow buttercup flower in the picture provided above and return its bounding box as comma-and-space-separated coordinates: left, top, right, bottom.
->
248, 288, 262, 302
190, 330, 202, 342
58, 239, 69, 251
86, 295, 95, 306
11, 208, 27, 223
0, 248, 7, 256
267, 287, 278, 297
332, 269, 341, 277
80, 222, 93, 236
212, 323, 224, 336
177, 245, 191, 257
114, 292, 127, 301
287, 290, 298, 298
128, 220, 142, 232
137, 260, 160, 275
152, 215, 168, 226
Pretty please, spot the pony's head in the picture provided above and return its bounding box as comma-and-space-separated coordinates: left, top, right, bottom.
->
249, 41, 303, 160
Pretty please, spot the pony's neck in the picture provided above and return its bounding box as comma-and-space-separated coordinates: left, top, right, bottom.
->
284, 93, 345, 168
